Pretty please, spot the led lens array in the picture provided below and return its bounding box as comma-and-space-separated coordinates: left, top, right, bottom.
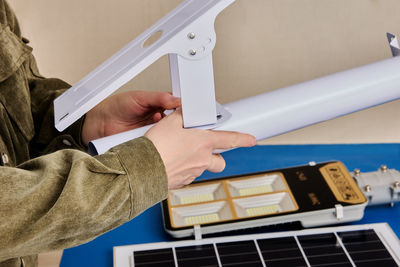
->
168, 173, 298, 228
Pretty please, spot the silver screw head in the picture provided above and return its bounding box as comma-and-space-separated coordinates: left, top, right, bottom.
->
1, 153, 9, 164
189, 49, 197, 56
353, 169, 361, 176
380, 165, 388, 172
393, 181, 400, 189
364, 185, 372, 192
187, 32, 196, 39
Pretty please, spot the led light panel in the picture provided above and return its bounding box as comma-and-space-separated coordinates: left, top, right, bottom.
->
166, 172, 298, 228
162, 161, 368, 238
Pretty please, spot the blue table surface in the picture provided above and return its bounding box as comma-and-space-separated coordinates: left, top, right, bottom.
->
61, 144, 400, 267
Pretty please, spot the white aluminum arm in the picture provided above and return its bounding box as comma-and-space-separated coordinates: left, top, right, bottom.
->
54, 0, 235, 131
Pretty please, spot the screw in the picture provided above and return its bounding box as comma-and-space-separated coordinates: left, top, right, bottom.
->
1, 153, 9, 164
393, 181, 400, 189
187, 32, 196, 39
353, 169, 361, 176
189, 49, 197, 56
364, 185, 372, 192
380, 165, 388, 172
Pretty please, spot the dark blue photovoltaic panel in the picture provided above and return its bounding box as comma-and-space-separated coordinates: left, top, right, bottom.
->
131, 229, 399, 267
298, 233, 352, 266
175, 244, 219, 267
257, 237, 307, 267
217, 240, 263, 267
133, 248, 175, 266
338, 230, 398, 267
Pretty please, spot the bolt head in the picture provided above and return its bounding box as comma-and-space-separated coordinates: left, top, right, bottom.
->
380, 165, 388, 172
189, 49, 197, 56
353, 169, 361, 176
393, 181, 400, 189
187, 32, 196, 39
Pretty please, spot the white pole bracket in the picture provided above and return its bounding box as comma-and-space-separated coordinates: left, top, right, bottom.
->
54, 0, 235, 132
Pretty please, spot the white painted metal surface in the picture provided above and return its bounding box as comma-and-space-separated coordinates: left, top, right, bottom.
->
169, 54, 217, 128
216, 56, 400, 141
54, 0, 235, 131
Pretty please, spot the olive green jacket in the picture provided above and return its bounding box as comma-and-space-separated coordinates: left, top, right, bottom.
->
0, 1, 168, 266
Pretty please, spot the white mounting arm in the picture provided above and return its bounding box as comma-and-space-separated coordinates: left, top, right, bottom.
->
54, 0, 235, 131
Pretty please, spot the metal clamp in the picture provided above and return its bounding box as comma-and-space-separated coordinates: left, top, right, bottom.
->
194, 225, 202, 240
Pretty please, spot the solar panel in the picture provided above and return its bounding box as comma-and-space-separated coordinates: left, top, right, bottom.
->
113, 223, 400, 267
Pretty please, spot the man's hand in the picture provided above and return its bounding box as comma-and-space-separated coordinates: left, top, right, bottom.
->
145, 109, 257, 189
81, 91, 181, 145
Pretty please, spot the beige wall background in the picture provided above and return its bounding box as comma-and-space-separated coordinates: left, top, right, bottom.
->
7, 0, 400, 144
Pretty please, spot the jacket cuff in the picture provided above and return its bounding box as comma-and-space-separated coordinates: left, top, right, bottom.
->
110, 136, 168, 219
63, 115, 87, 151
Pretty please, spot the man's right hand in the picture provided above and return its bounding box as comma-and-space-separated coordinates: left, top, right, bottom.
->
145, 109, 257, 189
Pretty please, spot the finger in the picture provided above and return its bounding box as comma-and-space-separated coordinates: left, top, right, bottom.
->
135, 91, 181, 110
163, 108, 184, 127
152, 112, 163, 123
207, 154, 226, 173
210, 131, 256, 150
183, 176, 197, 186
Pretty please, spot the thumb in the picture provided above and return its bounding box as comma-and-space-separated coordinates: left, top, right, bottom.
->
164, 108, 184, 127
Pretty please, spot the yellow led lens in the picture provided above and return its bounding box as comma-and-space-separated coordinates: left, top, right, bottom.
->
246, 204, 280, 216
184, 214, 220, 225
180, 193, 214, 205
239, 185, 272, 196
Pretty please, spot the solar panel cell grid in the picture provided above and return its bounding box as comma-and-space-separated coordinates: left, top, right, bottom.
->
175, 245, 219, 267
338, 230, 398, 267
133, 248, 175, 266
130, 226, 399, 267
217, 241, 263, 266
298, 233, 352, 266
257, 237, 307, 267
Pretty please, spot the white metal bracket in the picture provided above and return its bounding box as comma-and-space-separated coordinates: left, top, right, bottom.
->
54, 0, 235, 131
334, 204, 344, 220
194, 225, 202, 240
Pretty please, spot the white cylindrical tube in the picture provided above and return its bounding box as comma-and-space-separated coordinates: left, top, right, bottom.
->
89, 56, 400, 155
88, 124, 153, 155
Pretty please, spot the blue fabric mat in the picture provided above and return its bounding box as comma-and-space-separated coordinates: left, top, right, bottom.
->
60, 144, 400, 267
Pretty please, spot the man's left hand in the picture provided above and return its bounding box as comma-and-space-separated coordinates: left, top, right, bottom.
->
81, 91, 181, 146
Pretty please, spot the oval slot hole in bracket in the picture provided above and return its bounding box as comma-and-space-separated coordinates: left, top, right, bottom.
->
142, 30, 163, 48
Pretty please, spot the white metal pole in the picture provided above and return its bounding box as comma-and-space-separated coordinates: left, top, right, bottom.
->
88, 56, 400, 155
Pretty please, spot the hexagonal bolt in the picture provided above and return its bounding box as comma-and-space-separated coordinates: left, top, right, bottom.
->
393, 181, 400, 189
380, 165, 388, 172
353, 169, 361, 176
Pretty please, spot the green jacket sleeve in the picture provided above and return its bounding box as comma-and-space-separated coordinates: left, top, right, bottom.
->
0, 137, 168, 262
26, 53, 87, 157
